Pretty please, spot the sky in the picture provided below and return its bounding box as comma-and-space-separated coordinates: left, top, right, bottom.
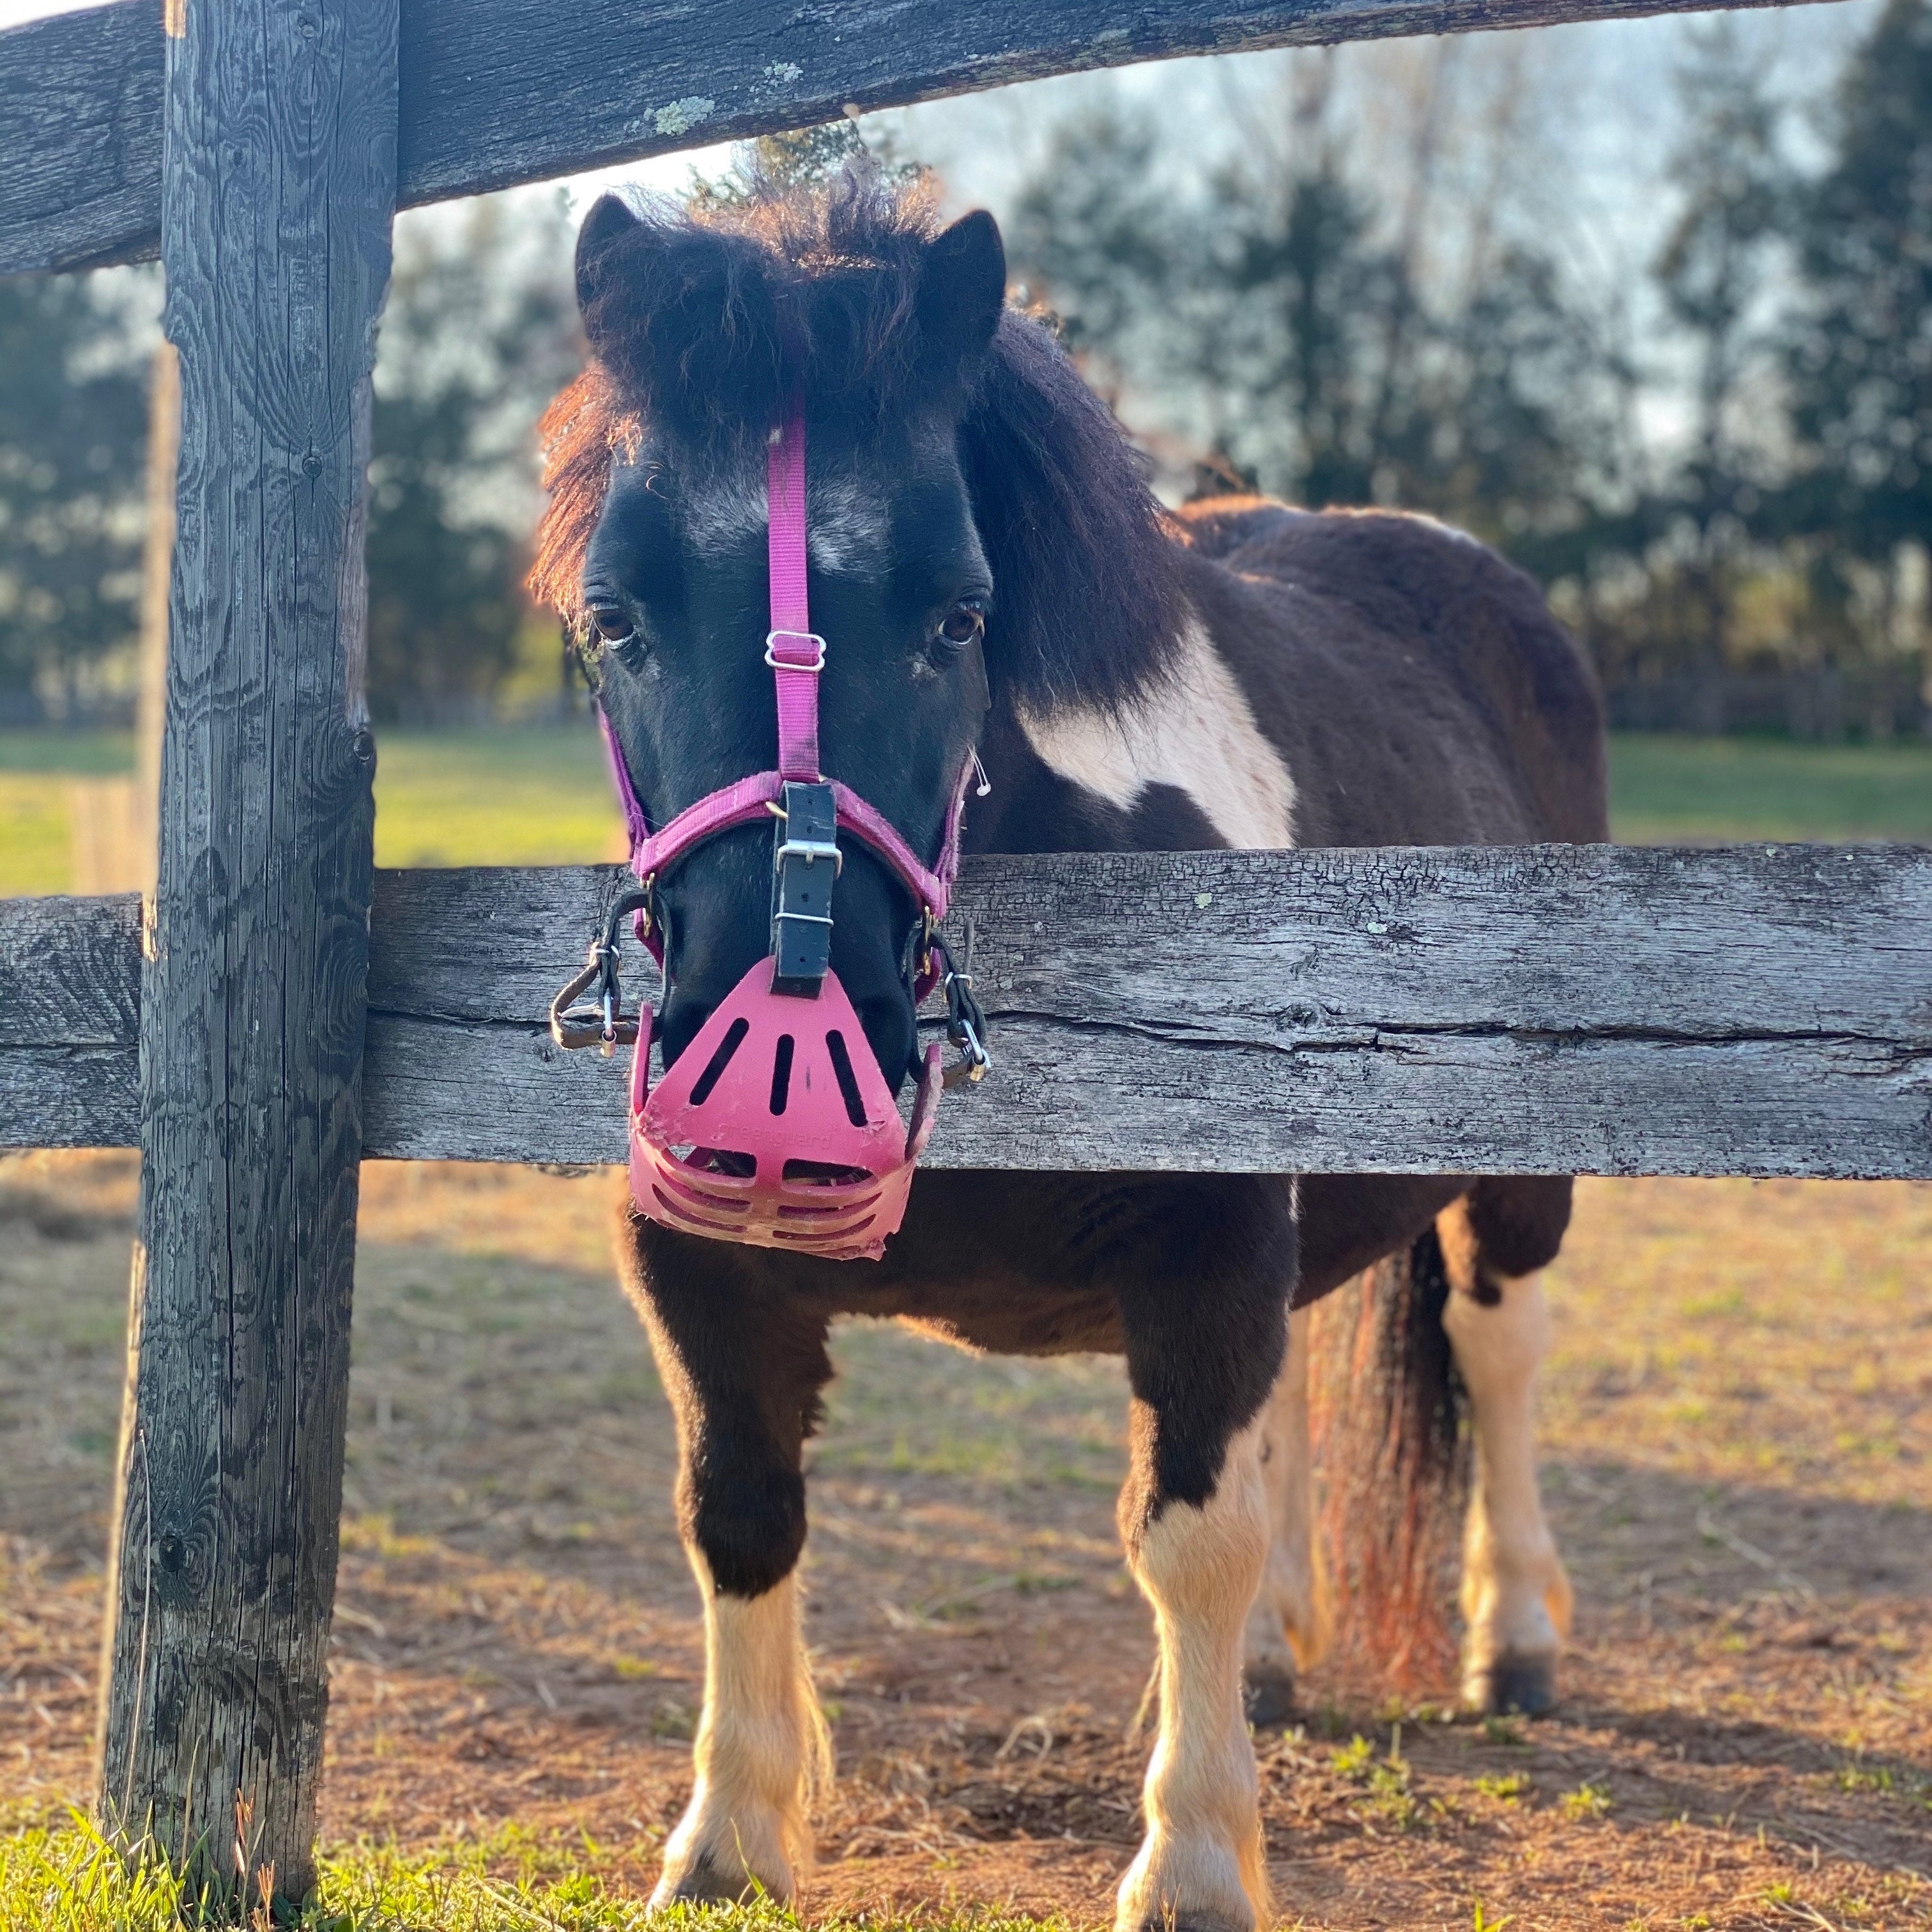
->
5, 0, 1888, 471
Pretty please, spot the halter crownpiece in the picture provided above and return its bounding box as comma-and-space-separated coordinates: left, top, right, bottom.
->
552, 398, 988, 1262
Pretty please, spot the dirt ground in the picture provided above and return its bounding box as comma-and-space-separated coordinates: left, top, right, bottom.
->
1, 1153, 1926, 1929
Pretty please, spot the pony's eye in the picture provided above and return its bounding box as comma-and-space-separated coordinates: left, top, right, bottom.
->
588, 602, 634, 643
938, 600, 986, 648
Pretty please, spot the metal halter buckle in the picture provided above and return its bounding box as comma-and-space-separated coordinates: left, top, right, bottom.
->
549, 884, 655, 1055
926, 931, 992, 1089
764, 629, 826, 671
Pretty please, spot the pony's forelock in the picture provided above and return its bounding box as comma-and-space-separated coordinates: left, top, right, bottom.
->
530, 172, 1185, 707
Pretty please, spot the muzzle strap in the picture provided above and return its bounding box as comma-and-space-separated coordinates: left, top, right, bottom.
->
771, 778, 838, 995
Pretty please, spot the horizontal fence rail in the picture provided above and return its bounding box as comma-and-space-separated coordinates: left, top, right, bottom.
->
3, 0, 1823, 276
6, 843, 1929, 1178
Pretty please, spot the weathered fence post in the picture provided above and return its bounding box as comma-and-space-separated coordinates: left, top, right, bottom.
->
94, 0, 398, 1906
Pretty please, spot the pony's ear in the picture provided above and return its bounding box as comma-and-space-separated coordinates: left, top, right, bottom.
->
572, 196, 785, 436
917, 210, 1006, 383
575, 193, 642, 319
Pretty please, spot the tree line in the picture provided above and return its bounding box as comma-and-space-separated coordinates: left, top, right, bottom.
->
0, 193, 581, 728
1006, 0, 1931, 737
0, 0, 1926, 734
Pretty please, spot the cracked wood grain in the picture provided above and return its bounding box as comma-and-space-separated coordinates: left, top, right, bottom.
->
8, 843, 1928, 1177
89, 0, 397, 1905
0, 892, 141, 1147
4, 0, 1824, 275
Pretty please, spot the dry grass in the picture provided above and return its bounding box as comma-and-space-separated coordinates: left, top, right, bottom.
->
1, 1154, 1927, 1928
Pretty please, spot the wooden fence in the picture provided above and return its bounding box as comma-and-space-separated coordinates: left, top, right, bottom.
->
10, 845, 1932, 1177
0, 0, 1908, 1910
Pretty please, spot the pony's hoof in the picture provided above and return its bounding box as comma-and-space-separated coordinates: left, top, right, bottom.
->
1467, 1648, 1558, 1717
1121, 1910, 1253, 1932
650, 1851, 786, 1911
1242, 1664, 1298, 1729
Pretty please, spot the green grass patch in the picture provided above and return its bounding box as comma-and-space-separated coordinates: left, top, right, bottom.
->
0, 732, 140, 896
0, 774, 83, 896
3, 726, 1927, 898
0, 731, 135, 776
1607, 733, 1932, 845
0, 1820, 1083, 1931
367, 726, 624, 870
0, 724, 625, 894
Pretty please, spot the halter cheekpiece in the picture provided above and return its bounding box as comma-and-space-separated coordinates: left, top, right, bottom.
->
551, 397, 989, 1262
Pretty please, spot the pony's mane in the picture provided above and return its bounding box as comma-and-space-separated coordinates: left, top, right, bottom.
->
530, 172, 1185, 716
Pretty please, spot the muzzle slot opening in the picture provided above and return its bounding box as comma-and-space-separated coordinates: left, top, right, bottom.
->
824, 1029, 868, 1128
687, 1016, 750, 1106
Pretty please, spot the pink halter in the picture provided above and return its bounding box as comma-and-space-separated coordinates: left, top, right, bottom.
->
593, 400, 979, 1262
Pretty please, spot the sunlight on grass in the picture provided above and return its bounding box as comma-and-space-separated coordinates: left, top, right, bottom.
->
0, 724, 625, 895
1542, 1176, 1932, 1504
0, 774, 79, 896
369, 726, 625, 870
0, 1819, 1083, 1931
3, 726, 1928, 897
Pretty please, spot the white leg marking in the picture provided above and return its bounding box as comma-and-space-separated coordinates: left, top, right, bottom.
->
1243, 1305, 1331, 1691
1018, 614, 1298, 849
652, 1559, 830, 1908
1438, 1205, 1573, 1709
1119, 1417, 1271, 1932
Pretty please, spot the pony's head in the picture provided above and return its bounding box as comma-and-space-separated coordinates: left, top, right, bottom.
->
533, 172, 1183, 1092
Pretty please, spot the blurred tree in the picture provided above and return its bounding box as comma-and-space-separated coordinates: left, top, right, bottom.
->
0, 270, 153, 721
365, 192, 579, 721
1648, 22, 1788, 719
1215, 158, 1400, 507
1007, 76, 1611, 553
691, 119, 923, 209
1782, 0, 1932, 708
1009, 90, 1404, 506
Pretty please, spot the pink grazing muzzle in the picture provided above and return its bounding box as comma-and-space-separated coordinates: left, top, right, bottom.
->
583, 400, 983, 1263
627, 954, 944, 1261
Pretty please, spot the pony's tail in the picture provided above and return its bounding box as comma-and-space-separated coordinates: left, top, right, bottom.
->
1306, 1227, 1469, 1696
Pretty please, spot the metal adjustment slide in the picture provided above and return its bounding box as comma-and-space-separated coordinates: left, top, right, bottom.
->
770, 779, 839, 996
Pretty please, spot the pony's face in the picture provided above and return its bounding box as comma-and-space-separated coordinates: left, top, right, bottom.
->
570, 193, 1006, 1091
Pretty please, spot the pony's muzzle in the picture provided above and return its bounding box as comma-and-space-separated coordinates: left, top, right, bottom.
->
630, 954, 941, 1262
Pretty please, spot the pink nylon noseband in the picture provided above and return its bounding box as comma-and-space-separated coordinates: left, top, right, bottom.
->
599, 399, 977, 1262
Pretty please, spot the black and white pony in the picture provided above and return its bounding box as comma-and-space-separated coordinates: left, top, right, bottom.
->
532, 175, 1605, 1931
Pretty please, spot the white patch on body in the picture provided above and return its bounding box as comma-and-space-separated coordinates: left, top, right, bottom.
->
1017, 614, 1298, 848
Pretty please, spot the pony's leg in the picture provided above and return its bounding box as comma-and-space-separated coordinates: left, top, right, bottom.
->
1241, 1303, 1331, 1726
1437, 1181, 1575, 1717
1116, 1183, 1288, 1932
618, 1218, 834, 1908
